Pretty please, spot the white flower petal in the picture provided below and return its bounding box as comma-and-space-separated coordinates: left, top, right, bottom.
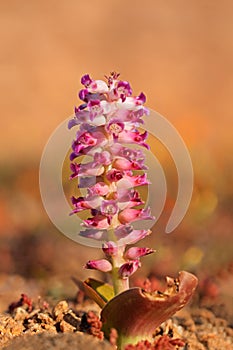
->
92, 115, 106, 126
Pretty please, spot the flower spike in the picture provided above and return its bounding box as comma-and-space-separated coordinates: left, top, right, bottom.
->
69, 73, 198, 349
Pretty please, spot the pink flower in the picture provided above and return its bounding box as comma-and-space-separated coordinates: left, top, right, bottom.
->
100, 200, 118, 217
85, 194, 103, 209
112, 158, 147, 171
70, 194, 102, 215
114, 224, 134, 238
71, 107, 106, 127
88, 79, 109, 93
70, 129, 107, 160
136, 92, 146, 104
83, 215, 110, 229
117, 130, 149, 149
114, 225, 151, 245
117, 173, 150, 189
106, 169, 124, 182
70, 161, 104, 177
118, 260, 141, 279
78, 88, 89, 102
94, 151, 112, 165
117, 189, 144, 210
81, 74, 93, 87
70, 196, 90, 214
87, 99, 104, 120
119, 147, 145, 162
69, 163, 81, 179
115, 93, 146, 111
117, 81, 132, 97
118, 208, 154, 224
124, 247, 155, 260
79, 228, 108, 241
68, 110, 88, 129
85, 259, 112, 272
102, 241, 118, 257
88, 182, 109, 196
117, 229, 151, 245
72, 131, 98, 155
106, 119, 125, 139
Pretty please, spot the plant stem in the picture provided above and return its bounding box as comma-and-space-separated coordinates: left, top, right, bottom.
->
112, 267, 129, 295
111, 245, 129, 295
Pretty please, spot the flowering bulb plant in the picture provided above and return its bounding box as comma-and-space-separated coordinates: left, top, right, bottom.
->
69, 72, 198, 349
69, 72, 154, 294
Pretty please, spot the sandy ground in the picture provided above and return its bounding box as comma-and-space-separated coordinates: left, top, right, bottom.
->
0, 294, 232, 349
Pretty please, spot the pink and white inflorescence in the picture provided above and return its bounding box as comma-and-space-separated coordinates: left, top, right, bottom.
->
68, 72, 155, 279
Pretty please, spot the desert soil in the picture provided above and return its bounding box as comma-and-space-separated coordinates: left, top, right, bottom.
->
0, 289, 232, 350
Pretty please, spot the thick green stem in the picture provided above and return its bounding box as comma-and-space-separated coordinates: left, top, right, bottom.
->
111, 246, 129, 295
112, 267, 129, 295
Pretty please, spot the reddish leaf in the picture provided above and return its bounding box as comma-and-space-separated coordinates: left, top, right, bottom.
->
101, 271, 198, 348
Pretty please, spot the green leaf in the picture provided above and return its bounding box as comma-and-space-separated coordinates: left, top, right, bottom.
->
72, 277, 114, 308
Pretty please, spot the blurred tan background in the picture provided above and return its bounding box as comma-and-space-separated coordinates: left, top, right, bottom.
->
0, 1, 232, 312
1, 0, 233, 162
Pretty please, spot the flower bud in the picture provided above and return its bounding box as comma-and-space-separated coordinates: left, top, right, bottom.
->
118, 208, 154, 224
118, 260, 141, 279
85, 259, 112, 272
124, 247, 155, 260
81, 74, 92, 87
102, 241, 118, 257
